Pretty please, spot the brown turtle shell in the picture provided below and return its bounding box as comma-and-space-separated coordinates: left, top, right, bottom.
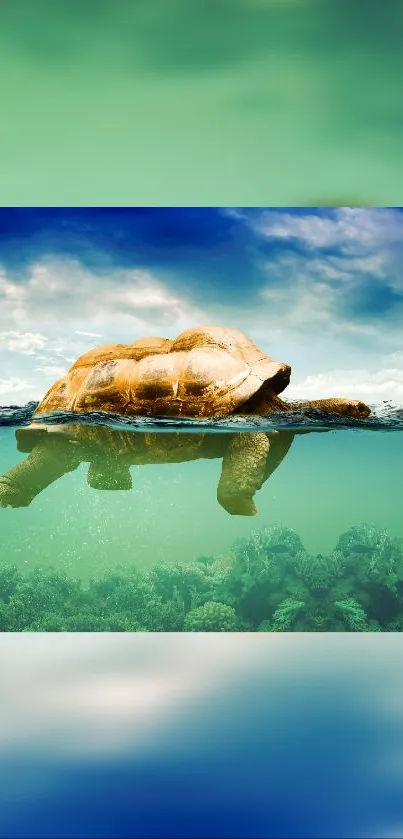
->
33, 326, 290, 419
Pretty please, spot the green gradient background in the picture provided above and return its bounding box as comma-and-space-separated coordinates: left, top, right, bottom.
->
1, 0, 402, 206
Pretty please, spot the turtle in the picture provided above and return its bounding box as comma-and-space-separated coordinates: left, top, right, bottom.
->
20, 324, 370, 420
0, 325, 371, 514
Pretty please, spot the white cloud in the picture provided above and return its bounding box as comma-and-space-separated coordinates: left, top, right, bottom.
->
306, 252, 387, 281
34, 364, 68, 378
0, 273, 24, 305
0, 376, 31, 394
246, 208, 403, 360
0, 259, 205, 335
0, 331, 48, 355
254, 251, 385, 357
0, 376, 39, 404
247, 224, 403, 363
286, 366, 403, 405
109, 285, 176, 310
0, 635, 270, 758
41, 346, 68, 355
256, 207, 403, 255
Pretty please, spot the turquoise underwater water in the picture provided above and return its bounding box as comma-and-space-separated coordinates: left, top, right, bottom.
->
0, 406, 402, 631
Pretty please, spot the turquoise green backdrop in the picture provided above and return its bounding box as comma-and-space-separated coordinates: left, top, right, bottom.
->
1, 0, 402, 205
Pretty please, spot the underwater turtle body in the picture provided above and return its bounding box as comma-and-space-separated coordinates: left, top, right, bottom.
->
6, 421, 293, 516
33, 326, 292, 420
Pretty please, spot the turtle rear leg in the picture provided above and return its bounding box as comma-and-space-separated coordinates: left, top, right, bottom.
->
217, 432, 272, 516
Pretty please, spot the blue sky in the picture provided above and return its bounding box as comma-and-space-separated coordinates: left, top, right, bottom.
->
1, 634, 403, 838
1, 207, 403, 406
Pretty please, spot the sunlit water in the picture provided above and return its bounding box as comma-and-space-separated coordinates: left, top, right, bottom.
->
0, 403, 402, 631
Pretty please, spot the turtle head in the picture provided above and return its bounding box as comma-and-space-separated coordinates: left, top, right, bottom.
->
332, 399, 371, 419
270, 362, 292, 395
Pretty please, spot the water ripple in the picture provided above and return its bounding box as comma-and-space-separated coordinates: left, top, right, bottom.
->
1, 402, 403, 432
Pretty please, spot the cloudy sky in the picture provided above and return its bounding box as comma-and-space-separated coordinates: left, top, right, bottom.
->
2, 634, 403, 837
1, 206, 403, 407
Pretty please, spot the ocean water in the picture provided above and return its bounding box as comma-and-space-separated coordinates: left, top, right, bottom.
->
1, 403, 403, 632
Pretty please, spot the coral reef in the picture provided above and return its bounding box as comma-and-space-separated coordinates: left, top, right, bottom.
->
184, 602, 240, 632
213, 523, 403, 631
335, 524, 403, 593
293, 549, 344, 591
147, 561, 212, 612
264, 598, 305, 632
1, 523, 403, 631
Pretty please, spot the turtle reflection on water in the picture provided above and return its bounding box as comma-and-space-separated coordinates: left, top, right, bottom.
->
0, 423, 298, 515
0, 423, 354, 516
0, 325, 371, 515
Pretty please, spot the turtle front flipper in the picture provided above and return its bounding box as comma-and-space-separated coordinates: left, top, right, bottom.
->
217, 432, 272, 516
217, 431, 296, 516
292, 398, 370, 419
0, 436, 83, 508
262, 430, 295, 482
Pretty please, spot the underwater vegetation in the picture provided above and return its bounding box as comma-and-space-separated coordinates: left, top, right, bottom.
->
1, 524, 403, 632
